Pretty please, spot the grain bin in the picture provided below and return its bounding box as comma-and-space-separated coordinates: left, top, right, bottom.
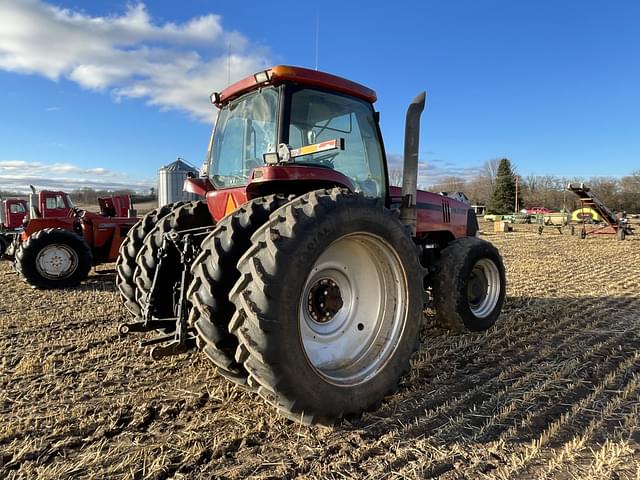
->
158, 158, 199, 207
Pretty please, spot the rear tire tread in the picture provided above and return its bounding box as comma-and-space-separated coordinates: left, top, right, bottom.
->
228, 188, 423, 425
188, 195, 292, 386
116, 201, 185, 317
133, 201, 214, 319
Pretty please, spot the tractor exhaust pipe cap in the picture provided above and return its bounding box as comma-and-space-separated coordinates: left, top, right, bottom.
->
400, 91, 426, 236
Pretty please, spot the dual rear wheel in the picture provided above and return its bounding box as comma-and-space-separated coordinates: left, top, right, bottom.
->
190, 189, 506, 424
115, 190, 506, 425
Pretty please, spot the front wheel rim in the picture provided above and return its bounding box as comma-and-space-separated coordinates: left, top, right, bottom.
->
467, 258, 501, 318
298, 232, 409, 387
35, 244, 79, 279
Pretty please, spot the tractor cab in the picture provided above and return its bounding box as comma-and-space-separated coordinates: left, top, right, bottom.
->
29, 190, 73, 219
1, 199, 28, 230
187, 66, 389, 220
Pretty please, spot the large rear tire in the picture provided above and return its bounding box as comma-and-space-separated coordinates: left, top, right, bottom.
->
228, 189, 425, 425
15, 228, 93, 288
431, 237, 505, 333
134, 201, 214, 319
188, 195, 292, 387
116, 202, 185, 317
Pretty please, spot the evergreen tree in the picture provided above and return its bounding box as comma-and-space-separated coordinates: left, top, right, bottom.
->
486, 158, 522, 214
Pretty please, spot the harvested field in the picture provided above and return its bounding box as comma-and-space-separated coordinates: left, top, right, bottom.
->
1, 225, 639, 479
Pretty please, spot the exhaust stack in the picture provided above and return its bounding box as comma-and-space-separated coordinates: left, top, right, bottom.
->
400, 91, 426, 236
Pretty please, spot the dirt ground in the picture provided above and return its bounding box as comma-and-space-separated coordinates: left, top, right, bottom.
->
1, 224, 639, 479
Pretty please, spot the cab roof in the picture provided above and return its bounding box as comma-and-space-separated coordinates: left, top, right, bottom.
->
215, 65, 377, 106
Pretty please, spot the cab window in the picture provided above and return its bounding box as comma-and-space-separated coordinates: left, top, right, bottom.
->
9, 203, 25, 214
210, 87, 278, 188
45, 195, 66, 209
288, 88, 385, 198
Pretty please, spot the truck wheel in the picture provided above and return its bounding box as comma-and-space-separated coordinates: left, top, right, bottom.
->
15, 228, 93, 288
134, 201, 214, 320
188, 195, 292, 387
431, 237, 505, 333
116, 202, 185, 317
228, 189, 424, 425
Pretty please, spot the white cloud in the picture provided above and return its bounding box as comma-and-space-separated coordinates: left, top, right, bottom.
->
0, 160, 153, 193
0, 1, 272, 121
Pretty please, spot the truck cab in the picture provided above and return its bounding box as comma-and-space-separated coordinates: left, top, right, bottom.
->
1, 199, 28, 230
30, 190, 73, 219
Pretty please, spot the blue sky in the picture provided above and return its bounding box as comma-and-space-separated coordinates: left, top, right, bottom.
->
0, 0, 638, 192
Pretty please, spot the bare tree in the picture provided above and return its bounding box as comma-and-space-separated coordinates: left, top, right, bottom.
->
428, 176, 466, 193
482, 158, 502, 186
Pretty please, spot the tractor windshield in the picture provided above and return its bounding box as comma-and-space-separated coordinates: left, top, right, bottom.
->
209, 87, 278, 189
288, 88, 385, 197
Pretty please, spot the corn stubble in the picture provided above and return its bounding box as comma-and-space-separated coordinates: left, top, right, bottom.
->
1, 222, 639, 479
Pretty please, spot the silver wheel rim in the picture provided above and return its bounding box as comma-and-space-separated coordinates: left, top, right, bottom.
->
467, 258, 501, 318
35, 244, 78, 279
298, 232, 408, 387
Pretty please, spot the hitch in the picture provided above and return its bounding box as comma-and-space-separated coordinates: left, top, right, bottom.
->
118, 319, 177, 335
118, 227, 213, 360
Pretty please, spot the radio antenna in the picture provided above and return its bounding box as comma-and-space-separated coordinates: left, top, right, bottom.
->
315, 13, 319, 70
227, 40, 231, 85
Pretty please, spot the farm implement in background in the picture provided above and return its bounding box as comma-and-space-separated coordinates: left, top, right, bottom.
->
116, 65, 507, 425
568, 183, 633, 240
5, 187, 140, 288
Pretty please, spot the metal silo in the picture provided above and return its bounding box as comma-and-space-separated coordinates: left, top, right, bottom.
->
158, 158, 200, 207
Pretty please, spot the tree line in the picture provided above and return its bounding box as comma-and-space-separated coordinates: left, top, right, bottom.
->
392, 159, 640, 214
69, 187, 156, 205
1, 188, 156, 205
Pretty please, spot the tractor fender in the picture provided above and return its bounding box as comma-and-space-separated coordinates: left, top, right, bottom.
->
23, 217, 77, 239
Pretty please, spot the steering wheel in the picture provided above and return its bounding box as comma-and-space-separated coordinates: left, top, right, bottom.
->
312, 152, 340, 167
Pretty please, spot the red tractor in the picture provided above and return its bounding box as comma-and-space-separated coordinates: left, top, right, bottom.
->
116, 65, 506, 425
10, 188, 139, 289
0, 190, 73, 258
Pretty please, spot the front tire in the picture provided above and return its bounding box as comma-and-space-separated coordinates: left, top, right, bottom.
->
431, 237, 505, 333
228, 189, 425, 425
15, 228, 93, 288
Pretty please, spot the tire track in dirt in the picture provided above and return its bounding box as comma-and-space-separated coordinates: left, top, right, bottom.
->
488, 352, 640, 479
536, 382, 640, 479
364, 330, 639, 479
370, 295, 630, 428
370, 296, 612, 428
